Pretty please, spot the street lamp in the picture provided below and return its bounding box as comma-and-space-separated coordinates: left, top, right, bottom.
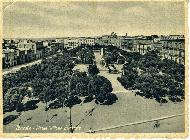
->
67, 71, 75, 133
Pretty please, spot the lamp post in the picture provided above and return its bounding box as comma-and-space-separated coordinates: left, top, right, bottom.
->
69, 106, 73, 133
68, 71, 75, 133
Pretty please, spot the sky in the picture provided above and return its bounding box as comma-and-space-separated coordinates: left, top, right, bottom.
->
3, 1, 185, 38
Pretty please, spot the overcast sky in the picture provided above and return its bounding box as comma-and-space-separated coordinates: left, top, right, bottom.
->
3, 1, 185, 38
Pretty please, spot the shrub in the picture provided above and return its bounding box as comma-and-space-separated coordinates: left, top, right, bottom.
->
3, 115, 19, 125
83, 95, 94, 103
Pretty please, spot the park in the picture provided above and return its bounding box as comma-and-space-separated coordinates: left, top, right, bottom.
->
3, 46, 185, 133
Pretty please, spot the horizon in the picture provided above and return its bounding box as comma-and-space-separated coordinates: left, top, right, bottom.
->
3, 1, 185, 38
3, 33, 185, 40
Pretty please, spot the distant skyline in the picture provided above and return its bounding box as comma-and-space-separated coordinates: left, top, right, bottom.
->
3, 1, 185, 38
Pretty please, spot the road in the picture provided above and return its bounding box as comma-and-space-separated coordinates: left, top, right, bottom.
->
3, 59, 42, 75
3, 54, 58, 75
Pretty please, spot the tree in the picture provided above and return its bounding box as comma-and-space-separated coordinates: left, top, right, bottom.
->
38, 85, 57, 122
3, 49, 118, 131
74, 47, 95, 64
118, 63, 138, 88
89, 75, 118, 105
4, 88, 22, 113
88, 64, 100, 75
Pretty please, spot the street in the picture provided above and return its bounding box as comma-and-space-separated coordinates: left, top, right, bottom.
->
3, 59, 42, 75
3, 54, 58, 75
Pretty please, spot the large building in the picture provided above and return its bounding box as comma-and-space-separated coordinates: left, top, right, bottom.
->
2, 34, 185, 69
95, 32, 122, 48
160, 37, 185, 64
120, 36, 134, 51
64, 37, 95, 50
84, 37, 95, 46
134, 43, 152, 55
15, 40, 37, 64
64, 38, 79, 50
160, 35, 184, 40
2, 48, 17, 68
131, 35, 185, 64
2, 38, 64, 69
17, 40, 37, 54
132, 36, 154, 54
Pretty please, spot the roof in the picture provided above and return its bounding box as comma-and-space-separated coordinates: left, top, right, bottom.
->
160, 39, 185, 42
153, 42, 162, 44
138, 43, 152, 45
3, 49, 14, 53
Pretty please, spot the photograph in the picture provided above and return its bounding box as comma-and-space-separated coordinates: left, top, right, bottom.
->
0, 0, 188, 138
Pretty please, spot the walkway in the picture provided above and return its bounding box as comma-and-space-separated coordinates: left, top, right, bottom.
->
94, 51, 126, 92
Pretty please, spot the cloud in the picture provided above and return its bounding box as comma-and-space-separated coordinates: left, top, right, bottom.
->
3, 1, 185, 38
123, 6, 150, 17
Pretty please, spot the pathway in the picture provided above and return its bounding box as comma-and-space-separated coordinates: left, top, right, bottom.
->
94, 51, 127, 92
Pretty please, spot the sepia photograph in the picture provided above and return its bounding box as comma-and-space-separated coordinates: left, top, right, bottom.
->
0, 0, 188, 138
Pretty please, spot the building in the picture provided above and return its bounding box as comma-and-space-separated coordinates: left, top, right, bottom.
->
2, 48, 17, 68
84, 37, 95, 46
120, 36, 134, 51
94, 37, 103, 45
17, 41, 37, 53
160, 38, 185, 64
132, 37, 154, 54
64, 38, 80, 50
95, 32, 122, 48
135, 43, 152, 55
55, 38, 64, 43
43, 41, 49, 47
63, 37, 95, 50
17, 41, 37, 62
78, 37, 86, 46
16, 49, 26, 65
160, 35, 185, 40
3, 39, 18, 49
36, 41, 45, 59
151, 42, 163, 55
78, 37, 95, 46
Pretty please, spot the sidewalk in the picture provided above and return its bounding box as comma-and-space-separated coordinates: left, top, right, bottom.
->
3, 53, 58, 75
3, 59, 42, 75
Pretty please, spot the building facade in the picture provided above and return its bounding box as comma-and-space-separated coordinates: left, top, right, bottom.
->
160, 39, 185, 64
120, 36, 134, 51
63, 37, 95, 50
95, 32, 122, 48
64, 38, 79, 50
3, 48, 17, 68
